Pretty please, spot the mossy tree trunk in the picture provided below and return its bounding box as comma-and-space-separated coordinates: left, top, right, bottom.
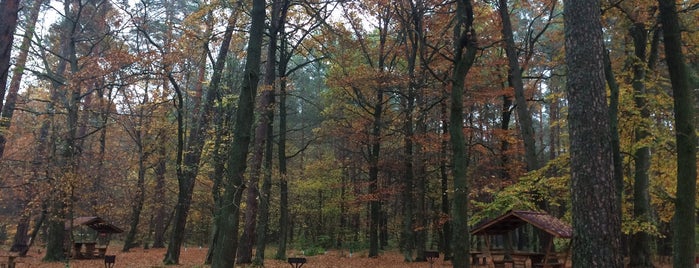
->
210, 0, 265, 265
450, 0, 478, 267
658, 0, 697, 266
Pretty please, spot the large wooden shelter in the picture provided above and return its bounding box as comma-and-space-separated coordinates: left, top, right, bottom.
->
470, 210, 572, 268
65, 217, 123, 259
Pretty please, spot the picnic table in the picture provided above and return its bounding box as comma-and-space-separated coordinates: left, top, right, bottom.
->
0, 252, 19, 268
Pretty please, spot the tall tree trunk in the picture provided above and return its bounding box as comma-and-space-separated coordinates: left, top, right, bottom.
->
205, 97, 229, 265
36, 76, 61, 262
10, 210, 31, 256
398, 0, 427, 260
27, 209, 46, 248
401, 94, 415, 261
0, 0, 20, 111
628, 22, 653, 268
400, 38, 416, 265
255, 4, 290, 259
603, 47, 624, 222
254, 123, 274, 263
657, 0, 697, 266
275, 42, 290, 261
45, 0, 82, 260
414, 90, 428, 262
563, 0, 623, 266
496, 0, 538, 171
367, 8, 392, 257
450, 0, 477, 267
123, 97, 148, 252
237, 0, 282, 260
253, 11, 286, 259
368, 90, 383, 258
211, 0, 265, 265
163, 7, 236, 264
151, 143, 168, 249
0, 0, 43, 158
439, 102, 452, 260
204, 4, 244, 263
414, 119, 428, 261
7, 0, 44, 255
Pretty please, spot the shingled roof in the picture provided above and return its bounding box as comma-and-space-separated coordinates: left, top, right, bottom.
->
66, 217, 124, 234
470, 210, 572, 238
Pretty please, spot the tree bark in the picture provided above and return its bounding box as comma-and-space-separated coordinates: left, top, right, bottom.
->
254, 118, 274, 263
151, 143, 168, 249
275, 41, 290, 262
0, 0, 43, 158
254, 3, 290, 261
563, 0, 623, 266
496, 0, 539, 171
210, 0, 265, 265
123, 91, 150, 252
7, 0, 45, 255
368, 92, 382, 257
45, 0, 82, 260
603, 47, 623, 225
162, 6, 236, 264
237, 0, 284, 260
401, 94, 415, 261
628, 22, 653, 268
398, 0, 419, 259
367, 6, 393, 257
657, 0, 697, 266
439, 102, 452, 260
204, 89, 230, 264
0, 0, 20, 112
450, 0, 478, 267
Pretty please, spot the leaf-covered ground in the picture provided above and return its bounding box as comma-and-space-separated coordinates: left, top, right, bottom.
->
6, 247, 457, 268
4, 247, 673, 267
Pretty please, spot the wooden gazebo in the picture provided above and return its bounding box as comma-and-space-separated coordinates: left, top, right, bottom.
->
470, 210, 572, 268
65, 217, 123, 259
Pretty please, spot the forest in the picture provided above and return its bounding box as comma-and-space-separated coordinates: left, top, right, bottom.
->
0, 0, 697, 267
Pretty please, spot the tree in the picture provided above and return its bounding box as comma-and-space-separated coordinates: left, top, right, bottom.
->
450, 0, 478, 267
120, 81, 158, 252
211, 0, 266, 265
162, 2, 238, 263
496, 0, 539, 172
657, 0, 697, 266
42, 0, 97, 260
0, 0, 43, 159
0, 0, 20, 111
236, 0, 285, 261
563, 0, 623, 266
5, 0, 45, 255
394, 0, 430, 261
628, 16, 656, 268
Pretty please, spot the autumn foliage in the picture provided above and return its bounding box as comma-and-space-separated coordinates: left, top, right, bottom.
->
0, 0, 697, 266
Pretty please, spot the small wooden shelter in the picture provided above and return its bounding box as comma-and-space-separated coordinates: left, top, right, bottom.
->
470, 210, 572, 268
65, 217, 123, 259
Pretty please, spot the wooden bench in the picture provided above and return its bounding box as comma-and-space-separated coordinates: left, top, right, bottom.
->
288, 257, 306, 268
493, 259, 514, 268
104, 255, 116, 268
425, 251, 439, 268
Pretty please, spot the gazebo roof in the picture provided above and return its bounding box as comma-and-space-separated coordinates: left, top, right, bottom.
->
470, 210, 572, 238
66, 217, 124, 234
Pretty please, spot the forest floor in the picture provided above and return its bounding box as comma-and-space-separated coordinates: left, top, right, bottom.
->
1, 247, 674, 268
